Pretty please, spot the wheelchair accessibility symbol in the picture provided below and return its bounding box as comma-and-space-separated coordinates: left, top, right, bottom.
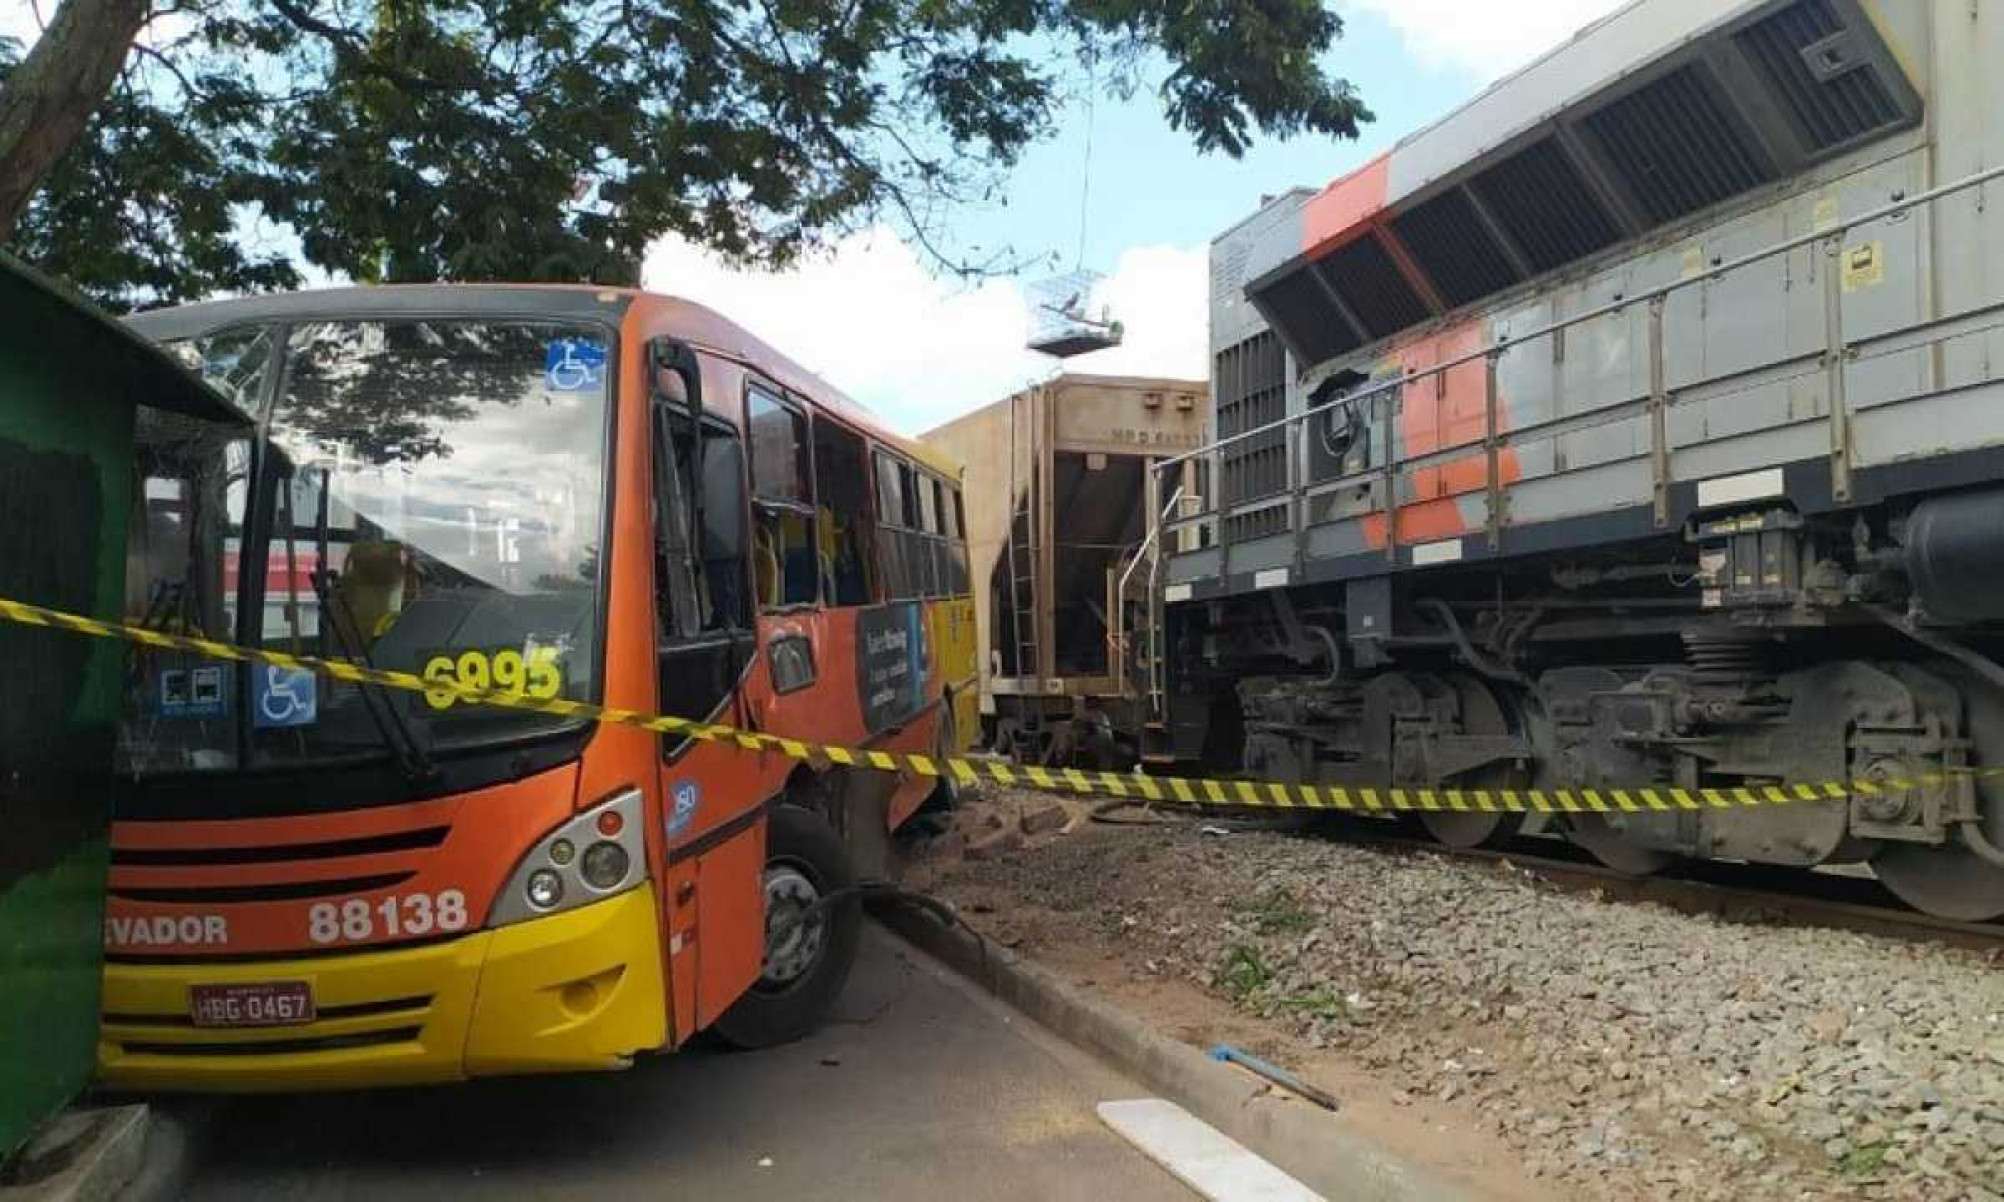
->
253, 664, 319, 729
545, 338, 607, 392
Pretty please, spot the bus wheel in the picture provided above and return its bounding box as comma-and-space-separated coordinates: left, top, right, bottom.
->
712, 804, 862, 1049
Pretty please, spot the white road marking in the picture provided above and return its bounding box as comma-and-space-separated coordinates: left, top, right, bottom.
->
1096, 1099, 1325, 1202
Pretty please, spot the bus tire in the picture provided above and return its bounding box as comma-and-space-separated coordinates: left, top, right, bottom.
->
711, 803, 862, 1050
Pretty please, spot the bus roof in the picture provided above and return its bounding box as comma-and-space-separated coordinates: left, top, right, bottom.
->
631, 291, 961, 480
125, 283, 960, 481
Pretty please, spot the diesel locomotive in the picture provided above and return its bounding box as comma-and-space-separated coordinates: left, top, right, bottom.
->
1154, 0, 2004, 920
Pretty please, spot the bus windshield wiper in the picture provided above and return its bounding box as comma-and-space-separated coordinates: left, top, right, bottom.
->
309, 568, 439, 784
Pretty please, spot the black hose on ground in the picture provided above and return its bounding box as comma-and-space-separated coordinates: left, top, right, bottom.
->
1089, 794, 1324, 834
772, 879, 994, 972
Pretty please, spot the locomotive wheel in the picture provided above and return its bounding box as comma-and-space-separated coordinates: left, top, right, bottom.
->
1524, 670, 1677, 875
1871, 665, 2004, 921
1875, 839, 2004, 921
1565, 814, 1676, 876
1417, 676, 1527, 850
992, 717, 1024, 762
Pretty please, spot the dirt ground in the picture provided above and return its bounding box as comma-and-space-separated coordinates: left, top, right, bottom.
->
903, 784, 2004, 1202
905, 789, 1579, 1202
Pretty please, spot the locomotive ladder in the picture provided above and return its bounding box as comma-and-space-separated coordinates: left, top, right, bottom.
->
1003, 390, 1042, 683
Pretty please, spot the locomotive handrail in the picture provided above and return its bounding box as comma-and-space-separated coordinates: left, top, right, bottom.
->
1135, 483, 1189, 721
1152, 293, 2004, 539
1150, 160, 2004, 484
1106, 484, 1182, 693
1118, 484, 1183, 603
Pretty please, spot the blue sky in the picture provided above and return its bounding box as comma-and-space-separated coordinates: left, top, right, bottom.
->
3, 0, 1624, 430
647, 0, 1626, 431
943, 10, 1481, 276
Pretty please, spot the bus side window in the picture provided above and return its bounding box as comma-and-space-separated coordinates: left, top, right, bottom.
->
746, 385, 816, 609
896, 458, 932, 599
947, 484, 970, 596
812, 418, 875, 606
917, 473, 944, 600
874, 451, 910, 600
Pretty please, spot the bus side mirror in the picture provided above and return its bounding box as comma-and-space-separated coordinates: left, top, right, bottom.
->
650, 338, 704, 417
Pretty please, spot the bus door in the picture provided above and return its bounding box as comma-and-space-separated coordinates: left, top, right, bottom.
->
646, 342, 779, 1037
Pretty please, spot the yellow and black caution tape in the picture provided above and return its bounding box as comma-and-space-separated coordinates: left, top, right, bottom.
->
0, 594, 1986, 814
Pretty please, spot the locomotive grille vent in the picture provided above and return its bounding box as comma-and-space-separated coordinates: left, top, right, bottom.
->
1250, 265, 1363, 371
1466, 139, 1622, 275
1215, 331, 1289, 509
1582, 64, 1776, 227
1228, 0, 1916, 380
1317, 234, 1433, 340
1216, 331, 1285, 439
1224, 503, 1288, 544
1736, 0, 1904, 155
1387, 187, 1523, 310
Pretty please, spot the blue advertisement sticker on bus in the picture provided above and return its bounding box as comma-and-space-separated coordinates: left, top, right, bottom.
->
855, 602, 924, 734
667, 780, 700, 837
253, 663, 318, 729
545, 338, 607, 392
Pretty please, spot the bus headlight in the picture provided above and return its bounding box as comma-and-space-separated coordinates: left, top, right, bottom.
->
489, 787, 646, 928
526, 869, 565, 910
580, 842, 630, 890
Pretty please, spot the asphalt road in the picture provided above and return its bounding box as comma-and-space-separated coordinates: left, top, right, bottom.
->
180, 926, 1189, 1200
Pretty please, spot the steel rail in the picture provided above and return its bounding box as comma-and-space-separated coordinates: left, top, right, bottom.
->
1338, 829, 2004, 952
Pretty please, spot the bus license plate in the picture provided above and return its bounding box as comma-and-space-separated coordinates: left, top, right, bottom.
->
189, 981, 315, 1028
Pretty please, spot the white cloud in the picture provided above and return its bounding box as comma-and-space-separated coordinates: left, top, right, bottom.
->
641, 228, 1207, 435
1341, 0, 1627, 82
0, 3, 43, 46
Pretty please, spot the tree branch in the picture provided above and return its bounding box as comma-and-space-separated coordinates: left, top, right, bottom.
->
131, 40, 202, 101
0, 0, 150, 235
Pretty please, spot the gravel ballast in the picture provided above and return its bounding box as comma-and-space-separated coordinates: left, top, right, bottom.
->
919, 794, 2004, 1202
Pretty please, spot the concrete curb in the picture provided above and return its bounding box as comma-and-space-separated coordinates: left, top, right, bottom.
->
0, 1106, 149, 1202
875, 903, 1467, 1202
110, 1103, 205, 1202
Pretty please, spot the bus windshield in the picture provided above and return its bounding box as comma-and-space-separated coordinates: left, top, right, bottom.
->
120, 318, 612, 776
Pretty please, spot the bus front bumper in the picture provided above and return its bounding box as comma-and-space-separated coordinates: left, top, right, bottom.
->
97, 884, 667, 1091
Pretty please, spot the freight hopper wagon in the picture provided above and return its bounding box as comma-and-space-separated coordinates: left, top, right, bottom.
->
1157, 0, 2004, 920
926, 374, 1205, 766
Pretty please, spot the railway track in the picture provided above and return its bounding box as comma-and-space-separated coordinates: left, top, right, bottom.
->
1087, 799, 2004, 953
1320, 819, 2004, 953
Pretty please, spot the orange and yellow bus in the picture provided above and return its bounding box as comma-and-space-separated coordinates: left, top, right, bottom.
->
101, 285, 976, 1088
